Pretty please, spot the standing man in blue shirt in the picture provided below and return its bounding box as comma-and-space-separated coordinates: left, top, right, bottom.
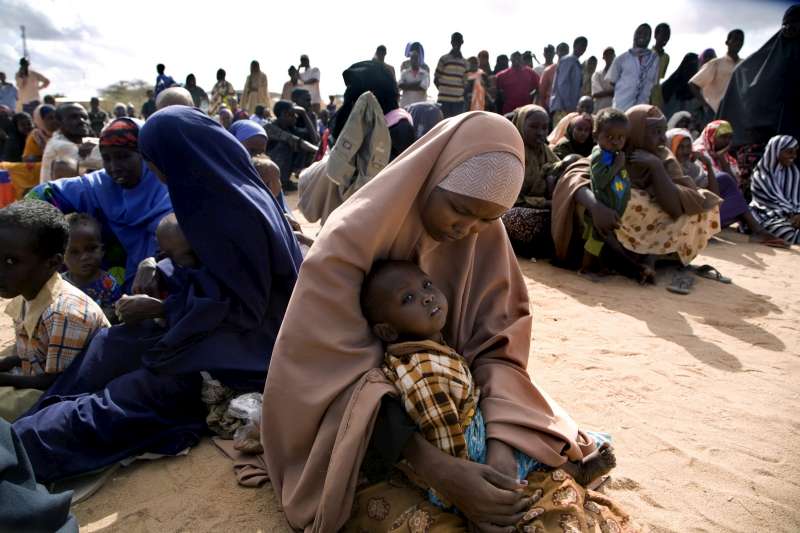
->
0, 72, 17, 111
154, 64, 176, 97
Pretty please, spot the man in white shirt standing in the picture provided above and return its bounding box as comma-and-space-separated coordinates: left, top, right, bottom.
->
398, 50, 430, 107
605, 24, 660, 112
689, 29, 744, 116
299, 55, 321, 114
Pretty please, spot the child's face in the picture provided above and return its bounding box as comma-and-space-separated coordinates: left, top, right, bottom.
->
597, 123, 628, 153
0, 228, 61, 300
675, 138, 693, 162
421, 188, 506, 243
157, 227, 199, 269
367, 264, 448, 341
64, 224, 103, 279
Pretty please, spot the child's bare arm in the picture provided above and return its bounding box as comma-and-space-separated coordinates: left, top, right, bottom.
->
115, 294, 165, 324
0, 371, 58, 391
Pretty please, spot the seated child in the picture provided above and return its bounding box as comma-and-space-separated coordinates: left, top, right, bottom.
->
584, 109, 654, 282
62, 213, 122, 322
252, 155, 314, 254
586, 108, 630, 259
0, 200, 109, 421
115, 213, 199, 324
361, 260, 615, 509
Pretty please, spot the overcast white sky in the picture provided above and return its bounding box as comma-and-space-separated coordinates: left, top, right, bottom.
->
0, 0, 793, 101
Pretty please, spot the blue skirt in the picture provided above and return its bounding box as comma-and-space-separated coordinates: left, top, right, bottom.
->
428, 408, 611, 508
12, 322, 207, 483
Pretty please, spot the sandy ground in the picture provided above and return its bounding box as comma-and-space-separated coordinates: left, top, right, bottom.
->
2, 198, 799, 533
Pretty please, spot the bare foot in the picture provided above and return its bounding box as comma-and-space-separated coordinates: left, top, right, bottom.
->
563, 443, 617, 486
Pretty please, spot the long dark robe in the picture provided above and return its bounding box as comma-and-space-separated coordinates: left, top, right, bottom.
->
718, 25, 800, 147
13, 107, 303, 483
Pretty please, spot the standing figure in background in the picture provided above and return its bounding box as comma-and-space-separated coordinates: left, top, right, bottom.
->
0, 72, 17, 112
154, 64, 176, 97
242, 60, 272, 116
605, 24, 660, 112
184, 74, 209, 112
88, 98, 107, 137
299, 55, 322, 114
495, 51, 539, 115
15, 59, 49, 114
141, 90, 157, 120
534, 45, 555, 78
650, 23, 672, 109
550, 37, 587, 124
398, 50, 429, 107
592, 47, 616, 112
373, 46, 396, 79
400, 42, 430, 73
536, 42, 566, 113
690, 29, 744, 118
661, 53, 701, 121
581, 56, 597, 98
434, 32, 468, 119
209, 69, 236, 116
281, 66, 304, 101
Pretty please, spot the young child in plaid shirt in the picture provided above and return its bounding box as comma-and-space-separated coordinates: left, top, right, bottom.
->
361, 260, 477, 463
361, 260, 616, 512
0, 200, 109, 421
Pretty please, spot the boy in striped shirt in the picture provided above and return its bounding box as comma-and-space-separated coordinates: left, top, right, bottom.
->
435, 32, 468, 118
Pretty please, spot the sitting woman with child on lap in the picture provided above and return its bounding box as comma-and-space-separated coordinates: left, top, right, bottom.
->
553, 104, 723, 285
263, 112, 637, 532
11, 107, 302, 483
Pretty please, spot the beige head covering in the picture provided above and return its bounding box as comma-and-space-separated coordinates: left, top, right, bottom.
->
625, 105, 720, 215
262, 111, 595, 532
438, 151, 524, 209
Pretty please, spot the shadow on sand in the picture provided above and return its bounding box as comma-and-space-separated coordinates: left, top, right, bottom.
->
522, 237, 786, 372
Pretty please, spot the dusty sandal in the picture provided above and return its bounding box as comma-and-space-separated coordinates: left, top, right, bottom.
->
667, 271, 695, 295
690, 264, 732, 284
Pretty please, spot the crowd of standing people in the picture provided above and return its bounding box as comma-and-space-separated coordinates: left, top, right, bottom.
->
0, 5, 798, 532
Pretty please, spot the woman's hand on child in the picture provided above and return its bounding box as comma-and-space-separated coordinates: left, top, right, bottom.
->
591, 204, 621, 237
433, 453, 531, 531
115, 294, 164, 323
629, 149, 661, 168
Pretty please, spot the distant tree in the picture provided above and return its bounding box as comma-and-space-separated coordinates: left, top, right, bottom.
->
98, 79, 153, 112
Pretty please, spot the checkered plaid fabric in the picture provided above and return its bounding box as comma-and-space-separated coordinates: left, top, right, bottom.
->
382, 340, 478, 459
14, 289, 109, 376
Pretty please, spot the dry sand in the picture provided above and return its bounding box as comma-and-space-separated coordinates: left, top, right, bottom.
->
2, 199, 798, 533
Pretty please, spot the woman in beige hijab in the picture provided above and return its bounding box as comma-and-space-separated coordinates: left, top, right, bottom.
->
263, 112, 636, 532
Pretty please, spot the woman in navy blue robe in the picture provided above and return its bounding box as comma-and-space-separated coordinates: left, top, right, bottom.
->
13, 106, 303, 482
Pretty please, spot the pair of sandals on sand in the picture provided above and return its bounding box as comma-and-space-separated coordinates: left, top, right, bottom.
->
667, 264, 732, 295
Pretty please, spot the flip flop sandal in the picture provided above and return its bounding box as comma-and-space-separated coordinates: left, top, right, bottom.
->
690, 264, 732, 284
667, 271, 695, 295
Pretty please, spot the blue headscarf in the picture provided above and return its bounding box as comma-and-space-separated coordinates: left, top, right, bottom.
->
27, 153, 172, 291
138, 106, 302, 384
229, 119, 267, 143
